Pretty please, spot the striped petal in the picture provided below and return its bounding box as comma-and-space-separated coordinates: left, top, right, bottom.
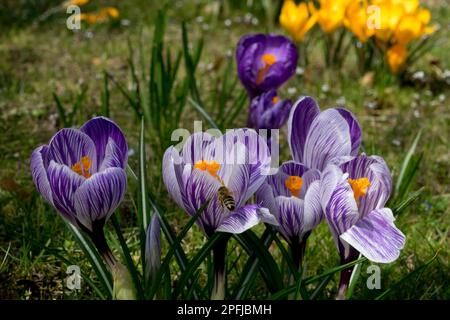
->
145, 214, 161, 282
274, 196, 304, 242
216, 205, 278, 234
99, 138, 127, 171
47, 160, 85, 225
80, 117, 127, 169
162, 146, 186, 211
288, 96, 320, 164
47, 128, 97, 171
303, 109, 352, 170
303, 180, 323, 231
336, 108, 362, 156
73, 167, 127, 231
30, 145, 53, 205
324, 178, 360, 256
184, 168, 222, 236
340, 208, 405, 263
181, 131, 215, 166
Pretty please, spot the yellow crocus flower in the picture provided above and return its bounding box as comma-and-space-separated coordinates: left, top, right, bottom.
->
394, 8, 436, 45
373, 1, 405, 43
344, 0, 375, 43
280, 0, 317, 42
317, 0, 352, 34
386, 43, 407, 73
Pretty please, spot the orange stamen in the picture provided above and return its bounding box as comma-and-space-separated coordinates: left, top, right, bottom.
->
285, 175, 303, 197
72, 156, 92, 178
256, 53, 277, 85
348, 178, 371, 205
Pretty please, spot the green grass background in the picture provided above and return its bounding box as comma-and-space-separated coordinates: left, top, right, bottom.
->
0, 0, 448, 299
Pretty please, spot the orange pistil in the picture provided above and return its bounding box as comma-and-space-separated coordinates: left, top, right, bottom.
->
72, 156, 93, 178
348, 177, 370, 205
256, 53, 277, 85
285, 175, 303, 197
272, 96, 280, 104
194, 160, 220, 178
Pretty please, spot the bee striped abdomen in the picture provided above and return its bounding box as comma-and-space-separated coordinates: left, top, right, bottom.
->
218, 186, 236, 211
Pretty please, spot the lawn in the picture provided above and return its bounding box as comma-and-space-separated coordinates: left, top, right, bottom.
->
0, 0, 448, 300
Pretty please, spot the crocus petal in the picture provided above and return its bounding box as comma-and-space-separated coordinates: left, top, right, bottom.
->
256, 182, 279, 220
340, 208, 405, 263
216, 205, 278, 234
303, 180, 323, 231
162, 146, 186, 211
80, 117, 127, 169
47, 160, 85, 225
288, 96, 320, 164
324, 178, 359, 252
184, 168, 222, 236
30, 146, 53, 205
145, 214, 161, 281
274, 196, 304, 241
181, 131, 215, 166
303, 109, 352, 170
218, 129, 270, 202
320, 165, 346, 212
73, 167, 127, 231
336, 108, 362, 156
299, 168, 321, 198
47, 128, 97, 171
99, 138, 127, 171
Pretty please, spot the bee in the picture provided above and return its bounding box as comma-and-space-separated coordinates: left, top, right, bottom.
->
218, 185, 236, 211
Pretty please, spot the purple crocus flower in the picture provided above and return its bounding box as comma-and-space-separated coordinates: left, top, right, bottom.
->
256, 160, 322, 268
162, 128, 278, 299
30, 117, 128, 234
320, 156, 405, 298
288, 96, 362, 172
248, 89, 292, 130
162, 129, 278, 238
236, 34, 298, 98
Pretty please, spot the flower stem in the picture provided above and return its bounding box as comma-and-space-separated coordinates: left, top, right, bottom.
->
211, 236, 229, 300
336, 247, 360, 300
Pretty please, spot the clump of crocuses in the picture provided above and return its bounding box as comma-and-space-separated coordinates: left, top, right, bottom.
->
30, 117, 135, 299
236, 34, 298, 139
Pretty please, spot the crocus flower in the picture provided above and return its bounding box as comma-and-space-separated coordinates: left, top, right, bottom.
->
248, 89, 292, 131
321, 156, 405, 298
30, 116, 128, 234
163, 129, 277, 237
287, 96, 362, 172
386, 43, 408, 73
162, 129, 278, 299
343, 0, 375, 43
393, 9, 436, 45
236, 34, 298, 98
279, 0, 318, 42
30, 117, 134, 299
256, 161, 322, 268
317, 0, 351, 34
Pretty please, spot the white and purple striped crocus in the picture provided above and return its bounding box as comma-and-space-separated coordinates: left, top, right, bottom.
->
30, 117, 128, 234
236, 34, 298, 98
321, 156, 405, 298
288, 96, 362, 172
162, 129, 278, 238
256, 161, 322, 268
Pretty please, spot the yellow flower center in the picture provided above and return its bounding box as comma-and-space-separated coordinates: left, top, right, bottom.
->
71, 156, 92, 178
348, 177, 370, 205
285, 175, 303, 197
256, 53, 277, 85
194, 160, 220, 178
272, 96, 280, 104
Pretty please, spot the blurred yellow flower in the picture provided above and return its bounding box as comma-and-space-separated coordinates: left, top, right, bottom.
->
394, 8, 436, 45
78, 7, 120, 24
317, 0, 351, 34
344, 0, 375, 43
373, 0, 405, 42
386, 43, 407, 73
63, 0, 89, 8
280, 0, 317, 42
